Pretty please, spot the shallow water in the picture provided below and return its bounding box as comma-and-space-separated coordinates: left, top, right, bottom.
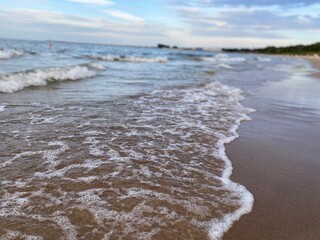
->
0, 39, 304, 239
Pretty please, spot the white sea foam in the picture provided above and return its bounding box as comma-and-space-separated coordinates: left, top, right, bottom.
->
0, 230, 43, 240
0, 65, 97, 93
0, 80, 254, 239
203, 83, 255, 239
0, 105, 5, 112
88, 54, 167, 63
53, 216, 78, 240
257, 56, 271, 62
30, 114, 59, 125
83, 136, 105, 157
68, 106, 83, 111
0, 48, 24, 59
217, 63, 233, 69
142, 81, 254, 239
0, 151, 41, 168
34, 160, 104, 179
200, 53, 246, 63
88, 62, 106, 70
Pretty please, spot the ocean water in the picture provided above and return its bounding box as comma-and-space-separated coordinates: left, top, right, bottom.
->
0, 39, 303, 240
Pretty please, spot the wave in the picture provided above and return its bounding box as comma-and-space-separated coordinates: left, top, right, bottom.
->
202, 82, 254, 239
0, 65, 98, 93
199, 53, 246, 63
26, 50, 37, 55
87, 62, 106, 70
257, 56, 271, 62
143, 82, 254, 240
217, 63, 233, 69
0, 48, 24, 60
170, 52, 214, 58
87, 54, 167, 63
0, 105, 5, 112
0, 81, 254, 239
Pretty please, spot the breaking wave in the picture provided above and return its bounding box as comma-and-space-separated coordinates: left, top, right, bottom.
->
0, 65, 98, 93
199, 54, 246, 63
257, 56, 271, 62
88, 54, 167, 63
87, 62, 106, 70
0, 48, 24, 59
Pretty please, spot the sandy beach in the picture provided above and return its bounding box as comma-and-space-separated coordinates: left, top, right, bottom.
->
223, 59, 320, 239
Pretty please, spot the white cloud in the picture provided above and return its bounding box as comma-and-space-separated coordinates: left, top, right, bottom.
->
104, 10, 144, 23
1, 8, 99, 28
0, 7, 316, 48
0, 8, 160, 40
68, 0, 114, 6
297, 15, 311, 23
165, 28, 299, 48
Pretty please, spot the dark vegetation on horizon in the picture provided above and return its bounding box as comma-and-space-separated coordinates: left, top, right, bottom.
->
157, 43, 202, 51
157, 43, 178, 49
222, 42, 320, 55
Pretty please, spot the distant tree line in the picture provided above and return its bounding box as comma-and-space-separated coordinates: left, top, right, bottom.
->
156, 43, 197, 51
222, 42, 320, 55
157, 44, 178, 49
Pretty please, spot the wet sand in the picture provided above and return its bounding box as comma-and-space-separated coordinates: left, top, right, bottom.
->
223, 61, 320, 239
308, 58, 320, 79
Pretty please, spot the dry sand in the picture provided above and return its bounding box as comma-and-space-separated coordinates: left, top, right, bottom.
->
223, 59, 320, 240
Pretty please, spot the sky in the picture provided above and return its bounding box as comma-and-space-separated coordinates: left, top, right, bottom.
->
0, 0, 319, 48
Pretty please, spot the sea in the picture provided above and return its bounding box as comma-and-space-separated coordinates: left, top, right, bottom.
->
0, 39, 305, 240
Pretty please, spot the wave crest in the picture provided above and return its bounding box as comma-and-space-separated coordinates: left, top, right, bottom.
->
199, 53, 246, 63
0, 48, 24, 60
0, 65, 97, 93
88, 54, 167, 63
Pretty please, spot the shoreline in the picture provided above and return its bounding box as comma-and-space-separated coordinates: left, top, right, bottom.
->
305, 57, 320, 78
223, 59, 320, 239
